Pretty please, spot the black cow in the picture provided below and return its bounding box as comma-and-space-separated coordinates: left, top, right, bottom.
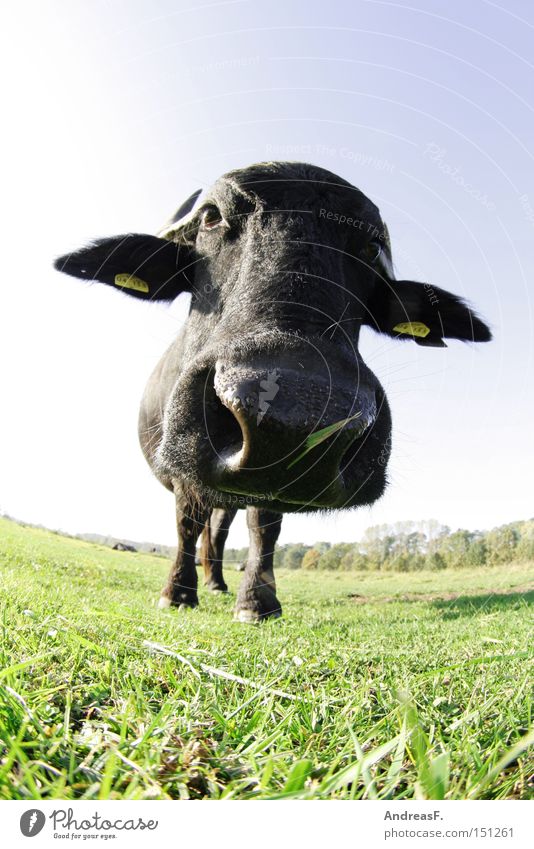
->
55, 161, 491, 621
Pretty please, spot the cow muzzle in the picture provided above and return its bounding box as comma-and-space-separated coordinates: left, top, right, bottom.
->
200, 354, 377, 508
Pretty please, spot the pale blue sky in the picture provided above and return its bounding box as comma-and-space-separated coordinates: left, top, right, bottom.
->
3, 0, 533, 547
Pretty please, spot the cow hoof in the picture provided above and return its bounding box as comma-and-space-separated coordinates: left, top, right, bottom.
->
158, 595, 198, 610
157, 596, 172, 609
234, 608, 259, 623
234, 607, 282, 623
205, 584, 229, 594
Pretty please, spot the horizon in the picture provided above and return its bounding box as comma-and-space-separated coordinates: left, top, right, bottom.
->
3, 509, 531, 551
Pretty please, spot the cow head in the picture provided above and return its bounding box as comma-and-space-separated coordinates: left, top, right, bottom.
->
55, 162, 491, 513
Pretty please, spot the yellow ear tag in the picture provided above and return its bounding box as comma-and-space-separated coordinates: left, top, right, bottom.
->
393, 321, 431, 338
114, 273, 149, 293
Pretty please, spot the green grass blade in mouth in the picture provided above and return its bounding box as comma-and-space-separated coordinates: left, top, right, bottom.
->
286, 412, 362, 469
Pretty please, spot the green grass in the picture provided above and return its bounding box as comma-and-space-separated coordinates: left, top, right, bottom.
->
0, 515, 532, 800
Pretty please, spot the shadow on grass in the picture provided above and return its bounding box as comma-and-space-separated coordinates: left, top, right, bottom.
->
432, 589, 534, 619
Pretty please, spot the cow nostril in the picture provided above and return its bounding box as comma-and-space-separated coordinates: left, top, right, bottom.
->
208, 393, 245, 465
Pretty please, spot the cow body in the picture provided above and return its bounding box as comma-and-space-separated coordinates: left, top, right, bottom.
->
55, 161, 491, 621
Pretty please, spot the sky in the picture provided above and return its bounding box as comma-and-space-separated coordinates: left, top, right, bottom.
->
2, 0, 534, 548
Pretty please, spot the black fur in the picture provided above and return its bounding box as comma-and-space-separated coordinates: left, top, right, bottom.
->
54, 161, 491, 620
54, 234, 194, 301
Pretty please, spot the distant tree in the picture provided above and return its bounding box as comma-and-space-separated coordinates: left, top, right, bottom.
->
486, 525, 519, 565
425, 550, 447, 570
516, 520, 534, 560
318, 543, 352, 570
360, 527, 396, 570
283, 544, 309, 570
221, 517, 532, 575
224, 547, 248, 568
386, 531, 426, 571
273, 544, 288, 570
340, 547, 368, 570
436, 529, 475, 568
465, 532, 487, 567
417, 519, 450, 546
301, 548, 321, 570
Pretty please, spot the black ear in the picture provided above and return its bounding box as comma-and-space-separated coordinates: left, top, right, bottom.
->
158, 189, 203, 238
53, 233, 195, 301
364, 279, 492, 347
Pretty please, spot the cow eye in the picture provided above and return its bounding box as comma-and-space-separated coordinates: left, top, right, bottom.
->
363, 239, 382, 263
200, 205, 224, 230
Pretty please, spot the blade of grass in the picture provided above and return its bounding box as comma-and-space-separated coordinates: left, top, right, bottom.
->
0, 654, 49, 680
287, 413, 362, 469
467, 728, 534, 799
318, 735, 401, 795
98, 750, 119, 799
143, 640, 297, 700
283, 758, 313, 793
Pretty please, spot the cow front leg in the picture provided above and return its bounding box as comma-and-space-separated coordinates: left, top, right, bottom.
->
158, 491, 209, 610
234, 508, 283, 622
201, 506, 237, 593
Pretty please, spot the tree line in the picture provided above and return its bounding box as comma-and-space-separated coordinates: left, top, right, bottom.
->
224, 518, 534, 572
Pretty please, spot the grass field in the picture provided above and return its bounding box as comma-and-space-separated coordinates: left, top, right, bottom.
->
0, 516, 532, 800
